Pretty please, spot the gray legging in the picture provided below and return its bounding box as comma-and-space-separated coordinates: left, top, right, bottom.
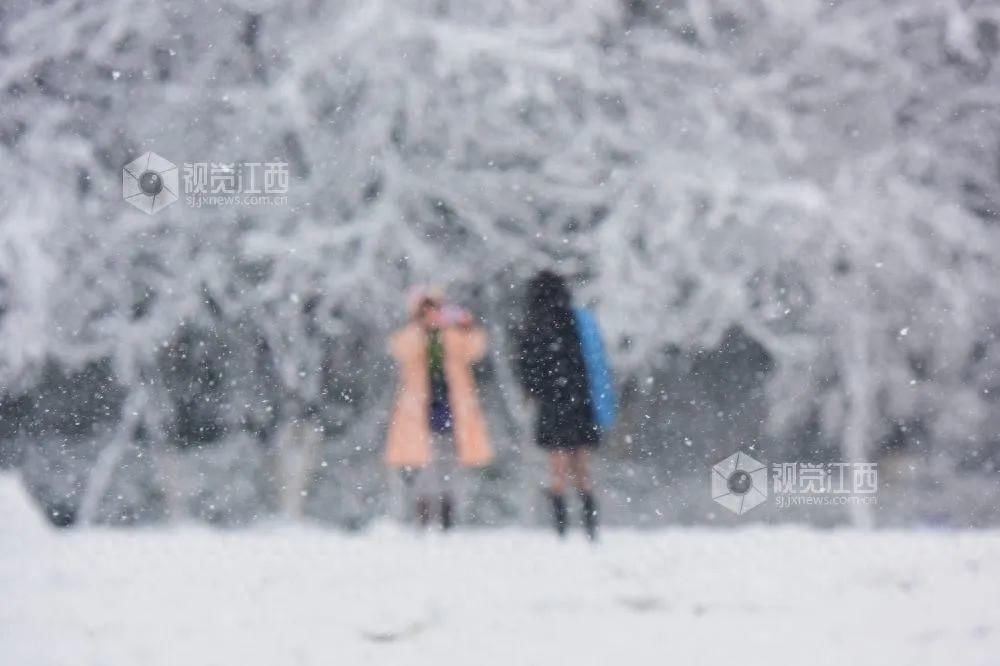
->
405, 432, 463, 502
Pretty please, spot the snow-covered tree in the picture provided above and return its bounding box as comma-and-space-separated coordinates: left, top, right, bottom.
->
1, 0, 998, 525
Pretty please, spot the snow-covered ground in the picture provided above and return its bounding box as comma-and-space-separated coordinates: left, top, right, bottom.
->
2, 474, 998, 666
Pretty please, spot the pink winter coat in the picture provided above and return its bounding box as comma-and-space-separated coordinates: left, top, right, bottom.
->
384, 322, 493, 469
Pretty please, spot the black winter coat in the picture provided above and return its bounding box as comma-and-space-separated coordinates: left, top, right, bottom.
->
517, 309, 600, 450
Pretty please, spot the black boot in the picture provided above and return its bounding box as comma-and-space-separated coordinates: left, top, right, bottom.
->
548, 491, 568, 537
440, 493, 454, 531
580, 491, 598, 542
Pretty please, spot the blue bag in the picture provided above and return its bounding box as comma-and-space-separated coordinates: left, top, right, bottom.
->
573, 307, 617, 431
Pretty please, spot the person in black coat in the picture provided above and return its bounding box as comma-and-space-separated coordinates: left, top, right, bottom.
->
517, 270, 600, 540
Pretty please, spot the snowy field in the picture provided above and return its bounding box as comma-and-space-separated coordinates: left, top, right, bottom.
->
2, 475, 998, 666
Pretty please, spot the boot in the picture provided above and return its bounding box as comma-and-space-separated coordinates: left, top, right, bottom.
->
580, 491, 599, 542
548, 491, 568, 537
440, 493, 454, 531
415, 497, 432, 528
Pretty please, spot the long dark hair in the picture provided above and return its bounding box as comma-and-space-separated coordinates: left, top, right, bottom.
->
518, 270, 587, 398
525, 270, 574, 330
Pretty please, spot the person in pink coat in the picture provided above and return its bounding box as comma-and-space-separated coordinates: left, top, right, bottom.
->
384, 288, 493, 528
